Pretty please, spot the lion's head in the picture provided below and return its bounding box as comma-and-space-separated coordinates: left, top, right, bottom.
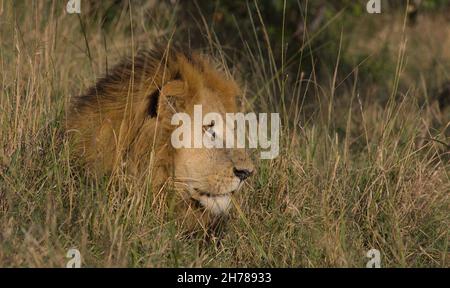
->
67, 46, 254, 227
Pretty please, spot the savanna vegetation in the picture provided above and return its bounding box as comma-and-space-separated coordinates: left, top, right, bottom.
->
0, 0, 448, 267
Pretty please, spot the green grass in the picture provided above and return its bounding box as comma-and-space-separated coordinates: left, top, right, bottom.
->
0, 1, 448, 267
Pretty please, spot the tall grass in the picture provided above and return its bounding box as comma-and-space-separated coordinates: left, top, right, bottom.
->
0, 1, 448, 267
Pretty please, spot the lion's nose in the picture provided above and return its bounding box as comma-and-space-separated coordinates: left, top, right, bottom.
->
233, 167, 253, 181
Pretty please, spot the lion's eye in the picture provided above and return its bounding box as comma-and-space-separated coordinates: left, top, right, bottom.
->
203, 121, 216, 140
202, 121, 214, 130
205, 127, 215, 140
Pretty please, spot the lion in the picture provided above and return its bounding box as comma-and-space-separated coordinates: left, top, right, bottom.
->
66, 45, 254, 230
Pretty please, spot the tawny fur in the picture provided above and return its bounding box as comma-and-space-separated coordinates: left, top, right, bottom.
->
66, 45, 253, 230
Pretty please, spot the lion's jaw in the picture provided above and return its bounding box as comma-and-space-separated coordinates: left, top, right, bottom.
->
198, 194, 232, 215
174, 144, 251, 216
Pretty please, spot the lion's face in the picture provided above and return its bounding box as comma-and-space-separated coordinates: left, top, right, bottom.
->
173, 88, 254, 216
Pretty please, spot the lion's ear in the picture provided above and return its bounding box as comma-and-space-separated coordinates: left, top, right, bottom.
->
147, 80, 186, 118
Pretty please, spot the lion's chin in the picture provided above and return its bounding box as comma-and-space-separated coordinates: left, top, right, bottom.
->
197, 194, 232, 216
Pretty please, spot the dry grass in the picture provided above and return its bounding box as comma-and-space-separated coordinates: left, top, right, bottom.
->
0, 1, 448, 267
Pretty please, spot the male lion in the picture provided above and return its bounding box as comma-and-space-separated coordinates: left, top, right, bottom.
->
66, 45, 254, 230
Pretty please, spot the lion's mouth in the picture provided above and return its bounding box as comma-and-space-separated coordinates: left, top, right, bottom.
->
194, 188, 236, 198
190, 189, 234, 215
190, 197, 204, 209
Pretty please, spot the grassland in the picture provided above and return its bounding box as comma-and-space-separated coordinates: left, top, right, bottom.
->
0, 1, 448, 267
